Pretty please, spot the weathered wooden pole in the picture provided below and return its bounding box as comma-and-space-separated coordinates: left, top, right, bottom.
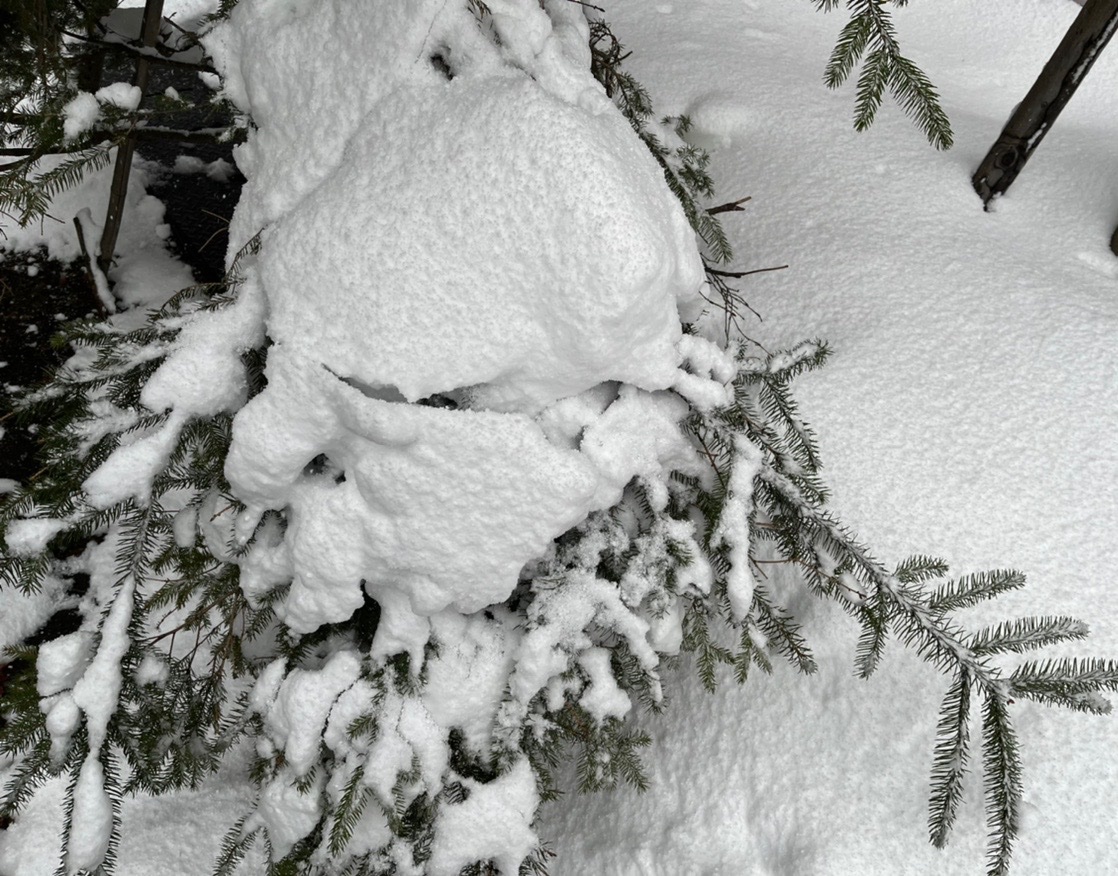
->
972, 0, 1118, 207
97, 0, 165, 276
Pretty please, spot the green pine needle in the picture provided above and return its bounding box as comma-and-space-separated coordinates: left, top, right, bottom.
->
928, 670, 972, 848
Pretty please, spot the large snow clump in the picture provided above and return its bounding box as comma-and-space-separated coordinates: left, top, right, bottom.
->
44, 0, 733, 869
196, 0, 717, 635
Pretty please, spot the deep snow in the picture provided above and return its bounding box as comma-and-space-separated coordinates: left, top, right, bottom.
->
540, 1, 1118, 874
2, 0, 1118, 874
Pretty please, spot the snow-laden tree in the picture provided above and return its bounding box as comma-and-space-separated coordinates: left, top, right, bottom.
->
1, 3, 1116, 876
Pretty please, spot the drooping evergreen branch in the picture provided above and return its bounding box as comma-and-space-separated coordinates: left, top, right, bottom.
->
0, 245, 271, 868
675, 338, 1118, 876
812, 0, 953, 149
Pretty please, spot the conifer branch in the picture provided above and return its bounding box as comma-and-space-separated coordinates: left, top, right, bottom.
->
812, 0, 953, 149
928, 670, 972, 847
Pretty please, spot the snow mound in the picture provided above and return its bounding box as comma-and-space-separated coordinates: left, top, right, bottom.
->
207, 0, 713, 637
261, 74, 702, 411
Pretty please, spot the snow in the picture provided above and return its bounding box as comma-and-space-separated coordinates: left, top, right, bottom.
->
250, 767, 324, 861
66, 755, 114, 875
0, 151, 194, 305
712, 434, 762, 622
3, 518, 69, 558
206, 0, 708, 650
172, 155, 234, 182
139, 275, 265, 416
259, 74, 700, 412
61, 93, 100, 143
70, 595, 134, 743
81, 411, 187, 509
578, 647, 632, 722
422, 612, 518, 753
4, 0, 1118, 874
44, 693, 81, 764
261, 650, 362, 776
36, 632, 95, 697
93, 82, 143, 112
427, 758, 540, 876
0, 575, 68, 652
224, 356, 605, 629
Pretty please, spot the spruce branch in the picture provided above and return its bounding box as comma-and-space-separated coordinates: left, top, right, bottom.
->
981, 689, 1022, 876
928, 669, 972, 848
813, 0, 953, 149
969, 616, 1089, 657
928, 570, 1027, 615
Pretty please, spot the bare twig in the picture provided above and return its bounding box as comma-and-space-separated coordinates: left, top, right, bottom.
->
60, 28, 216, 74
73, 212, 117, 315
706, 264, 789, 279
707, 196, 752, 215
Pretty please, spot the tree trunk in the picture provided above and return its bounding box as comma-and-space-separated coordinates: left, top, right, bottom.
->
96, 0, 165, 276
972, 0, 1118, 206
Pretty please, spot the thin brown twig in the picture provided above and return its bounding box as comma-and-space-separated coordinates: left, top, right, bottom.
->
707, 196, 752, 215
707, 264, 789, 279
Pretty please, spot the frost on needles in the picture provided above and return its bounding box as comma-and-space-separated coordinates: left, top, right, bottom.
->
0, 2, 1114, 876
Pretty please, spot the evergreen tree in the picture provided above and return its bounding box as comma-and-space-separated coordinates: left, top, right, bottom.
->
0, 4, 1111, 876
1, 0, 231, 283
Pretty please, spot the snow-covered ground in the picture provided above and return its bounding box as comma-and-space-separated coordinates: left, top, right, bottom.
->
3, 0, 1117, 874
540, 1, 1118, 874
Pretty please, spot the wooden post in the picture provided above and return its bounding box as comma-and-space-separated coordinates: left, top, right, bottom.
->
972, 0, 1118, 207
96, 0, 165, 276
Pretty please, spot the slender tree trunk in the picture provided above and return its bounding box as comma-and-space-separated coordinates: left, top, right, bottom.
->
97, 0, 165, 276
972, 0, 1118, 207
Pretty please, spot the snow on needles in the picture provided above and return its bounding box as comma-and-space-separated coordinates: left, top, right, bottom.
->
200, 0, 717, 640
3, 0, 735, 871
176, 0, 726, 866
